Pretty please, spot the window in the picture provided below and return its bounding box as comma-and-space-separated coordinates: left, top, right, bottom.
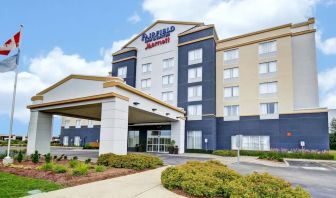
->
117, 66, 127, 78
259, 41, 277, 55
64, 120, 70, 129
75, 120, 81, 128
231, 136, 270, 151
128, 131, 139, 147
187, 131, 202, 149
259, 82, 277, 94
260, 102, 278, 115
224, 67, 239, 79
223, 49, 239, 62
141, 78, 151, 89
187, 104, 202, 120
224, 105, 240, 117
162, 91, 173, 102
188, 48, 202, 65
259, 61, 277, 74
224, 86, 239, 98
162, 74, 174, 85
188, 85, 202, 101
188, 67, 202, 83
88, 120, 94, 128
74, 136, 80, 146
142, 63, 152, 73
63, 136, 69, 146
163, 58, 174, 69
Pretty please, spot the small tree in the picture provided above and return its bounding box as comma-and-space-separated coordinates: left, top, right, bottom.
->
330, 133, 336, 150
44, 153, 52, 163
17, 150, 24, 163
31, 150, 40, 164
330, 118, 336, 134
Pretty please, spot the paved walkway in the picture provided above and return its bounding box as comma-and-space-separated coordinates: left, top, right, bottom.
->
26, 166, 182, 198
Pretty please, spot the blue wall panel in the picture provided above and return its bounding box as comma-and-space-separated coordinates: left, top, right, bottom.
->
60, 126, 100, 147
112, 58, 137, 87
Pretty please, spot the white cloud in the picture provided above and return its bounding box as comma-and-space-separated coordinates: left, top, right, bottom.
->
316, 31, 336, 55
143, 0, 318, 38
128, 12, 141, 24
318, 66, 336, 108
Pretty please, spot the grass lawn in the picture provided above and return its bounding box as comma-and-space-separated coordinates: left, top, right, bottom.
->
330, 150, 336, 160
0, 172, 62, 198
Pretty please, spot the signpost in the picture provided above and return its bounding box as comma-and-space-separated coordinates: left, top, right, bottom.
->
204, 138, 208, 151
236, 135, 243, 165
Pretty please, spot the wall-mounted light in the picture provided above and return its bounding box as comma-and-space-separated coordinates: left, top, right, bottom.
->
166, 113, 170, 116
152, 108, 157, 112
133, 102, 140, 105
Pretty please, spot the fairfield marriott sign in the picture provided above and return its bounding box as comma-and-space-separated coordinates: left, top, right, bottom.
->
141, 26, 175, 50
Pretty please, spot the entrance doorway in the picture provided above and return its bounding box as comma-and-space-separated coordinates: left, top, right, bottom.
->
146, 130, 171, 153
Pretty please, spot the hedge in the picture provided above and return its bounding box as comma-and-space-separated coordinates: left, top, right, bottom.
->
97, 153, 163, 170
185, 149, 213, 154
161, 160, 310, 198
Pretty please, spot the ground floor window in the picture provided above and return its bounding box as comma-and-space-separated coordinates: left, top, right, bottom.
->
128, 131, 139, 147
187, 131, 202, 149
63, 136, 69, 146
74, 136, 80, 146
231, 135, 270, 151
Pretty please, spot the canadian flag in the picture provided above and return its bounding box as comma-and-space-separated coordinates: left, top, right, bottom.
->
0, 31, 21, 55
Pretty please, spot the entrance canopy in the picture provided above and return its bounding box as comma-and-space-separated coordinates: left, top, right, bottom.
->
27, 75, 185, 155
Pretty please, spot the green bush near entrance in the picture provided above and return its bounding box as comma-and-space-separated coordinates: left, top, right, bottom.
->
97, 153, 163, 170
161, 160, 311, 198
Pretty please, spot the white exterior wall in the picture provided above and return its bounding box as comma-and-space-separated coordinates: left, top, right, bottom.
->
127, 23, 196, 106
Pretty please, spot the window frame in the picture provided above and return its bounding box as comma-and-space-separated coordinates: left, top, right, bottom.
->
187, 131, 202, 149
188, 85, 202, 102
187, 104, 202, 120
117, 66, 127, 78
141, 78, 151, 89
142, 63, 152, 73
188, 48, 203, 65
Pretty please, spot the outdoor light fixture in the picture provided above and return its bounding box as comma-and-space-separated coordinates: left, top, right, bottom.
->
133, 102, 140, 105
152, 108, 157, 112
166, 113, 170, 116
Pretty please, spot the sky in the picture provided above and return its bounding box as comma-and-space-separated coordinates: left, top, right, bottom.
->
0, 0, 336, 136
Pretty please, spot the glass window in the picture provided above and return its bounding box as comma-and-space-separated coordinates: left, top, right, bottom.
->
163, 58, 174, 69
260, 102, 278, 115
64, 120, 70, 129
63, 136, 69, 146
162, 74, 174, 85
187, 131, 202, 149
188, 67, 202, 83
188, 85, 202, 101
88, 120, 94, 128
187, 105, 202, 117
75, 120, 81, 128
224, 67, 239, 79
259, 61, 277, 74
142, 63, 152, 73
141, 78, 151, 88
232, 135, 270, 151
117, 66, 127, 78
188, 48, 203, 65
128, 131, 139, 147
259, 82, 277, 94
162, 91, 173, 102
224, 105, 240, 117
74, 136, 80, 146
223, 49, 239, 61
224, 86, 239, 98
259, 41, 277, 55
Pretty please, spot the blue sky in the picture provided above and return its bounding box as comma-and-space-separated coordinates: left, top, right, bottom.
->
0, 0, 335, 136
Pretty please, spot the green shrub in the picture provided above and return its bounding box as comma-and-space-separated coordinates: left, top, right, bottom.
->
53, 164, 68, 173
72, 163, 89, 176
213, 150, 237, 157
97, 153, 163, 170
17, 150, 24, 163
95, 165, 106, 172
161, 161, 311, 198
68, 159, 79, 168
185, 149, 213, 154
72, 156, 78, 160
44, 153, 52, 163
329, 133, 336, 150
37, 163, 54, 171
31, 151, 40, 164
85, 158, 91, 164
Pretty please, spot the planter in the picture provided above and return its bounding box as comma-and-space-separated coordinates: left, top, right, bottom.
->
173, 146, 179, 154
168, 146, 174, 154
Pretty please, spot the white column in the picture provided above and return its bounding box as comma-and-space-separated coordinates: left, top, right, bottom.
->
171, 119, 185, 154
99, 98, 129, 155
27, 111, 53, 155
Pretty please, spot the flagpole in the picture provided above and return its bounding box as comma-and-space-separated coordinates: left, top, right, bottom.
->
5, 25, 23, 163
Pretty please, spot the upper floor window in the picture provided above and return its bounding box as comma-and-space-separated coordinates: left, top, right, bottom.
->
162, 91, 173, 102
117, 66, 127, 78
224, 86, 239, 98
259, 61, 277, 74
188, 67, 202, 83
188, 85, 202, 101
259, 41, 277, 55
188, 48, 203, 65
223, 49, 239, 62
88, 120, 94, 128
142, 63, 152, 73
75, 119, 81, 128
260, 102, 278, 115
259, 82, 277, 94
224, 67, 239, 80
187, 104, 202, 120
141, 78, 151, 89
64, 120, 70, 129
224, 105, 240, 117
162, 74, 174, 85
163, 58, 174, 69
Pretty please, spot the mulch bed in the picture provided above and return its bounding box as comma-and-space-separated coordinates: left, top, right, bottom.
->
0, 160, 139, 187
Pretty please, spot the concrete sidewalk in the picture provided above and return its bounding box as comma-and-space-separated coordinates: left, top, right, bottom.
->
25, 166, 182, 198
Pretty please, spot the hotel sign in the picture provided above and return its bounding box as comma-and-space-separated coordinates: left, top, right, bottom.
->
142, 26, 175, 50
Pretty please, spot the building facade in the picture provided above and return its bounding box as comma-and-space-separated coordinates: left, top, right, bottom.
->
60, 18, 329, 151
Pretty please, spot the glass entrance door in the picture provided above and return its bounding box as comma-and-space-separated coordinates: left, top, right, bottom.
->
147, 130, 171, 153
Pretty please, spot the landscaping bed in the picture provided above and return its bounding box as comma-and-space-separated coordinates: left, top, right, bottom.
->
161, 160, 311, 198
